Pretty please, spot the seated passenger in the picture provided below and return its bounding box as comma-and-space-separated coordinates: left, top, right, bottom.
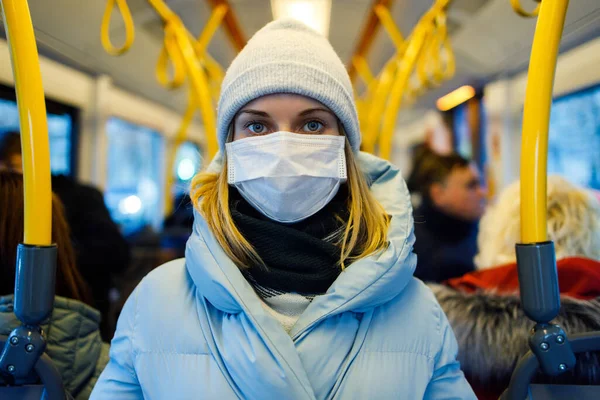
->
430, 175, 600, 399
0, 171, 109, 400
412, 152, 487, 283
160, 193, 194, 258
406, 142, 437, 209
91, 19, 476, 399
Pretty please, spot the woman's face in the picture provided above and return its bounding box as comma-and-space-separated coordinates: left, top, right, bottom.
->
232, 94, 341, 141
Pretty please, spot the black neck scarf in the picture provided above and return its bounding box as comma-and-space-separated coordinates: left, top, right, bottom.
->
229, 186, 350, 296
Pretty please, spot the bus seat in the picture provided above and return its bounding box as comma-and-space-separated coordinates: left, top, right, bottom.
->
529, 384, 600, 399
0, 385, 44, 399
0, 338, 68, 400
503, 332, 600, 400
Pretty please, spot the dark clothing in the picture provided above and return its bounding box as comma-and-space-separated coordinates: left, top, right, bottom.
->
229, 187, 348, 296
160, 195, 194, 258
412, 200, 478, 283
51, 175, 130, 340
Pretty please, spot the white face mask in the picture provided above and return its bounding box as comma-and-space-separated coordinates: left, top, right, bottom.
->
226, 131, 347, 223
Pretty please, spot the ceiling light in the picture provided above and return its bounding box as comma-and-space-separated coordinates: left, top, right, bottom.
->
436, 85, 476, 111
271, 0, 332, 37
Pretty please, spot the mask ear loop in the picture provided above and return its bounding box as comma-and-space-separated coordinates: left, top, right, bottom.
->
336, 120, 350, 182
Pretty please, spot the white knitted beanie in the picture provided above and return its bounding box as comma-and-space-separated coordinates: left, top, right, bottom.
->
217, 18, 361, 152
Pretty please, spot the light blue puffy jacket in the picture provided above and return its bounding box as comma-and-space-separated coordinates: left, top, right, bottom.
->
91, 152, 476, 399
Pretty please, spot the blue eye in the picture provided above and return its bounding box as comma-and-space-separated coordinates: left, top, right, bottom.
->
248, 123, 266, 134
303, 121, 323, 132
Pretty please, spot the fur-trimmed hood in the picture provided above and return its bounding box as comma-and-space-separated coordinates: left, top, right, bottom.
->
431, 284, 600, 397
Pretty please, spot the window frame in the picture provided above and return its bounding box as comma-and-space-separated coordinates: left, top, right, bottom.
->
0, 82, 80, 177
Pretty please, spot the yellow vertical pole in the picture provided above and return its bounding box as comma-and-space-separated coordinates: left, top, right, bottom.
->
1, 0, 52, 245
519, 0, 569, 243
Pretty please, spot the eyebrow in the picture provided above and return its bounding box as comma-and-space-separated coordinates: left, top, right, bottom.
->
299, 108, 334, 117
237, 107, 334, 119
237, 109, 270, 118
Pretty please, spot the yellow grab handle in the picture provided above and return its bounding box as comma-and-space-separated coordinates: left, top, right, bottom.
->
406, 73, 424, 100
147, 0, 177, 21
520, 0, 569, 243
360, 0, 454, 157
179, 33, 218, 158
379, 26, 429, 160
422, 39, 439, 85
196, 4, 228, 56
203, 55, 225, 103
353, 56, 376, 88
194, 5, 227, 104
431, 14, 448, 83
99, 0, 225, 207
1, 0, 52, 245
363, 59, 398, 153
440, 35, 456, 78
161, 24, 217, 158
511, 0, 541, 18
375, 5, 405, 50
101, 0, 135, 56
156, 23, 186, 89
416, 30, 433, 87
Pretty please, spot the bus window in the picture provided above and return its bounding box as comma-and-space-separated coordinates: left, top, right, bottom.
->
105, 117, 164, 236
0, 98, 74, 176
453, 102, 472, 160
549, 84, 600, 190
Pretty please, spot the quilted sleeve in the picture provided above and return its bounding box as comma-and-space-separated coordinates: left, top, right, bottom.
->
423, 305, 477, 400
89, 286, 143, 399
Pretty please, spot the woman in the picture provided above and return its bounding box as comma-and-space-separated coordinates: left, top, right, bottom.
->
0, 171, 109, 400
431, 176, 600, 399
91, 19, 475, 399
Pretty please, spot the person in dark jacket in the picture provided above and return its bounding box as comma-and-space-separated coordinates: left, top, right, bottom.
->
0, 132, 131, 340
411, 152, 487, 282
406, 142, 437, 209
0, 171, 109, 399
431, 176, 600, 399
160, 193, 194, 258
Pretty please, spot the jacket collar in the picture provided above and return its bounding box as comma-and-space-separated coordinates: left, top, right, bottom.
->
185, 151, 416, 330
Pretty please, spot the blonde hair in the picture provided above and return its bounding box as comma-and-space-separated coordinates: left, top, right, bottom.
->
475, 175, 600, 269
190, 137, 389, 270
